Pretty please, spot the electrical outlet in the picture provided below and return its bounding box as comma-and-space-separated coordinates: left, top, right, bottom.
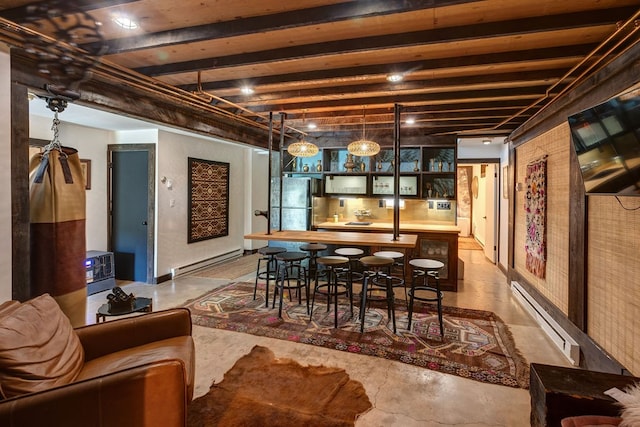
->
436, 201, 451, 210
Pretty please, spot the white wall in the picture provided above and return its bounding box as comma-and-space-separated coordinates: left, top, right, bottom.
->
458, 143, 503, 159
29, 104, 114, 252
244, 149, 269, 250
0, 46, 11, 302
155, 130, 247, 277
499, 144, 510, 272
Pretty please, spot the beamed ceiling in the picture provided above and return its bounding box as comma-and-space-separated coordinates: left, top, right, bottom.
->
1, 0, 640, 147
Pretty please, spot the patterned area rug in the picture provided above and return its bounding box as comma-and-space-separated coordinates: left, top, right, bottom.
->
184, 282, 530, 388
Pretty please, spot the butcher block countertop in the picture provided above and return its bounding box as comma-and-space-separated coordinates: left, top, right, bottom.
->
244, 230, 418, 248
314, 221, 460, 234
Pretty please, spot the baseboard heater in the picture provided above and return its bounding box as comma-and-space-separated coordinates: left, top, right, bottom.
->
511, 281, 580, 366
171, 249, 243, 278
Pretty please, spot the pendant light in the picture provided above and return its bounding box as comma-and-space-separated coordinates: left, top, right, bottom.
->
287, 110, 319, 157
348, 106, 380, 157
287, 140, 319, 157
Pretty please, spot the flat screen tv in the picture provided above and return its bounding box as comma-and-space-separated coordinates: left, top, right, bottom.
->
568, 84, 640, 195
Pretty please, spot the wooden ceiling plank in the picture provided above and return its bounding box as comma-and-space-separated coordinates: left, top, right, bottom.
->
132, 7, 633, 77
182, 44, 596, 93
222, 69, 570, 104
84, 0, 485, 55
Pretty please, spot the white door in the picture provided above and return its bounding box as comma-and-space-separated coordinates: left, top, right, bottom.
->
483, 164, 498, 263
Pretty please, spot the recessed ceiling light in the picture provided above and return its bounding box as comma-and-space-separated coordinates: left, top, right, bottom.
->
386, 74, 403, 83
240, 86, 254, 95
307, 123, 317, 130
483, 139, 491, 145
112, 15, 138, 30
405, 118, 415, 125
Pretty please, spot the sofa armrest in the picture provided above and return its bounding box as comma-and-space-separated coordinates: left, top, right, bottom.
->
0, 360, 189, 427
76, 308, 192, 361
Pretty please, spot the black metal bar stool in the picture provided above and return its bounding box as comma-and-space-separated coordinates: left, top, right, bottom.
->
359, 255, 396, 333
335, 247, 364, 285
408, 258, 445, 336
299, 243, 327, 283
253, 246, 287, 307
373, 250, 407, 307
272, 251, 309, 317
310, 256, 353, 328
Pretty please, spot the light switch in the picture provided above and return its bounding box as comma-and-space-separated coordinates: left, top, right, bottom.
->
170, 199, 175, 207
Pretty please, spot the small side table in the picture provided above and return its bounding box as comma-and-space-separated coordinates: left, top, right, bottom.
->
530, 363, 640, 426
96, 297, 153, 323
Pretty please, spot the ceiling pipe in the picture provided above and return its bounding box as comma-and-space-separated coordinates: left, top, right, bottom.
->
454, 10, 640, 136
0, 17, 302, 141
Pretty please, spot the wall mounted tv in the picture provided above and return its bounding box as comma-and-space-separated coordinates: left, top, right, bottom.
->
568, 85, 640, 195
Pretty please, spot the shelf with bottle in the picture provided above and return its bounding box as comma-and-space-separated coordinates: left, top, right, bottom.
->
422, 147, 456, 173
323, 149, 371, 173
374, 148, 421, 173
283, 151, 323, 173
422, 175, 455, 199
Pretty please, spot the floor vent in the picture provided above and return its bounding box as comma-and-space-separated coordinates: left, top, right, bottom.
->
511, 281, 579, 366
171, 249, 243, 278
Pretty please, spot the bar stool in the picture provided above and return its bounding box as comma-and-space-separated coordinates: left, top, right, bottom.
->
310, 256, 353, 328
408, 258, 445, 336
335, 247, 364, 285
373, 250, 407, 306
299, 243, 327, 283
359, 255, 396, 333
272, 251, 309, 318
253, 246, 287, 307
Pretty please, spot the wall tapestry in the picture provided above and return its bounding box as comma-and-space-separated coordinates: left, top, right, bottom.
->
524, 158, 547, 278
188, 157, 229, 243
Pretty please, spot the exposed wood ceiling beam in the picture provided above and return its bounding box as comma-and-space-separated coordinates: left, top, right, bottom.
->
81, 0, 482, 55
134, 8, 632, 76
182, 45, 596, 92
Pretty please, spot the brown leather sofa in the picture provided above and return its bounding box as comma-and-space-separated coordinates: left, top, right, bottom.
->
0, 301, 195, 427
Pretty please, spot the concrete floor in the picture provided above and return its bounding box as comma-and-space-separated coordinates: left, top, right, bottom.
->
86, 249, 570, 426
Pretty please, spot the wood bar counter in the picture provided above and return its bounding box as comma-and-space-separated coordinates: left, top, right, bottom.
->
246, 222, 460, 291
244, 230, 417, 248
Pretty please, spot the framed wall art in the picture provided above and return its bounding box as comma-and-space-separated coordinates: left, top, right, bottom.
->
187, 157, 230, 243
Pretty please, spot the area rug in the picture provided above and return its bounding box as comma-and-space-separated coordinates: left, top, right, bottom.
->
188, 345, 371, 427
184, 282, 529, 389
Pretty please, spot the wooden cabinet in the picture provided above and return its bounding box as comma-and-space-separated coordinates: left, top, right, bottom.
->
410, 231, 458, 291
324, 174, 367, 195
312, 145, 456, 199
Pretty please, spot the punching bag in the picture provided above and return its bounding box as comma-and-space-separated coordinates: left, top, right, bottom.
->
29, 122, 86, 327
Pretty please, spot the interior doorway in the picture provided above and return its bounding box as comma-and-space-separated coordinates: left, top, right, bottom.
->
458, 159, 500, 263
108, 144, 156, 283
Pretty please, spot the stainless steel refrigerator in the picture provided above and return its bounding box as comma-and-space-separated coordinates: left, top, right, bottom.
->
269, 177, 319, 250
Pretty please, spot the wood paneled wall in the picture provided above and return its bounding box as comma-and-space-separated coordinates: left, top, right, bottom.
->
514, 124, 571, 314
587, 196, 640, 374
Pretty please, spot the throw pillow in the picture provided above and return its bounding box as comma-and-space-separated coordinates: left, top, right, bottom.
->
620, 382, 640, 427
0, 294, 84, 399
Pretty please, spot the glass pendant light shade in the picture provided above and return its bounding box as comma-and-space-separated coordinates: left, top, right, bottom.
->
348, 106, 379, 157
287, 140, 319, 157
347, 139, 380, 156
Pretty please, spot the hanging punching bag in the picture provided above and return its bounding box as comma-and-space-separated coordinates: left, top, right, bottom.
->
29, 114, 86, 327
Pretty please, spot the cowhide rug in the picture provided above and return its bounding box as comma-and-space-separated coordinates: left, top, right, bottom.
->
188, 345, 372, 427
